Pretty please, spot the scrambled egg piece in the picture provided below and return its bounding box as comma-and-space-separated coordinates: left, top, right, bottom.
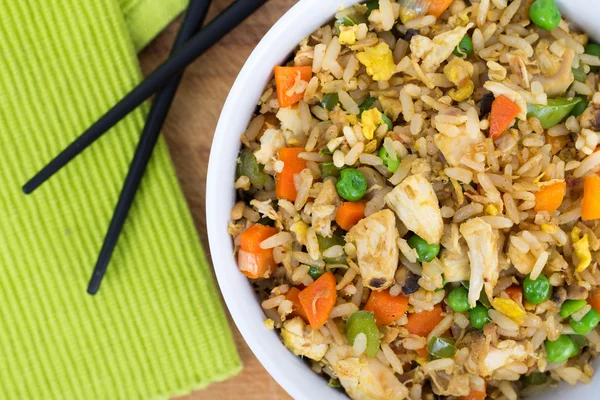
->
485, 204, 499, 216
346, 210, 399, 290
361, 108, 384, 140
460, 218, 499, 308
444, 58, 474, 87
356, 42, 396, 82
571, 227, 592, 272
290, 220, 309, 246
339, 26, 357, 45
491, 298, 526, 324
281, 317, 328, 361
348, 114, 359, 125
385, 174, 444, 245
325, 344, 409, 400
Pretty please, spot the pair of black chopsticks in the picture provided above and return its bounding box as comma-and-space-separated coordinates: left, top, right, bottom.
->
23, 0, 269, 295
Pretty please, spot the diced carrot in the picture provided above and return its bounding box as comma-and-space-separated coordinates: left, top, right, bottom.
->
239, 224, 279, 253
534, 181, 566, 214
405, 303, 444, 337
237, 224, 279, 279
460, 381, 487, 400
427, 0, 453, 17
505, 285, 523, 304
276, 147, 307, 201
588, 288, 600, 313
286, 287, 308, 321
582, 174, 600, 220
335, 201, 366, 231
363, 289, 409, 325
459, 390, 486, 400
415, 346, 429, 359
489, 95, 521, 140
274, 66, 312, 108
298, 272, 337, 329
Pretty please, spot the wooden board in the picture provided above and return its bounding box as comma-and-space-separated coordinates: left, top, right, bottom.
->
137, 0, 296, 398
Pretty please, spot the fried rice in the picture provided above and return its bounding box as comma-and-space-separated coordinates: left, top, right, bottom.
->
228, 0, 600, 398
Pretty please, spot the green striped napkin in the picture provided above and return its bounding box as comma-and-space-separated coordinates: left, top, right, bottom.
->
0, 1, 241, 399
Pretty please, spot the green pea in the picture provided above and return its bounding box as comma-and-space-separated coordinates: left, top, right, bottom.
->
378, 147, 400, 173
522, 372, 548, 386
529, 0, 561, 31
469, 303, 491, 329
320, 162, 340, 178
336, 169, 368, 201
427, 337, 456, 359
317, 232, 346, 264
345, 311, 380, 357
308, 266, 324, 280
237, 151, 267, 186
407, 234, 440, 262
381, 114, 393, 131
523, 274, 552, 305
328, 378, 342, 388
560, 300, 587, 318
545, 335, 579, 364
453, 35, 473, 57
448, 286, 470, 312
321, 93, 340, 111
526, 98, 583, 129
358, 96, 377, 114
570, 308, 600, 335
571, 97, 589, 117
572, 67, 587, 82
585, 43, 600, 72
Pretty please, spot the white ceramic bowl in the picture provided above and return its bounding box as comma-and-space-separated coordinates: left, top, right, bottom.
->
207, 1, 600, 398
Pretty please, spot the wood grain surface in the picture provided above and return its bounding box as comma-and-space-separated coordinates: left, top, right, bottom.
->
138, 1, 296, 399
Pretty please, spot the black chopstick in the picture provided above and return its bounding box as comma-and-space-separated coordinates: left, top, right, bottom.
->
86, 0, 214, 294
23, 0, 269, 195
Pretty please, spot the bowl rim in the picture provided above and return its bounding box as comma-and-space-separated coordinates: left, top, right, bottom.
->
206, 1, 356, 399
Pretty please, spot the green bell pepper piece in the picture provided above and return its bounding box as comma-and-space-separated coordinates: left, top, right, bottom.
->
237, 151, 267, 186
526, 97, 583, 129
427, 336, 457, 359
345, 311, 380, 357
317, 232, 347, 264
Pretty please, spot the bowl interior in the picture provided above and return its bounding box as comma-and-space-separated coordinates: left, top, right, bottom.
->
207, 1, 600, 399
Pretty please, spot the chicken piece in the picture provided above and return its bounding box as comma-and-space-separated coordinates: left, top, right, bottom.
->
440, 244, 470, 283
460, 218, 499, 308
346, 210, 399, 290
434, 109, 485, 167
429, 371, 470, 397
464, 336, 528, 377
385, 174, 443, 245
254, 128, 285, 165
311, 180, 341, 237
281, 317, 328, 361
325, 344, 409, 400
276, 105, 304, 136
421, 24, 474, 73
532, 48, 575, 98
